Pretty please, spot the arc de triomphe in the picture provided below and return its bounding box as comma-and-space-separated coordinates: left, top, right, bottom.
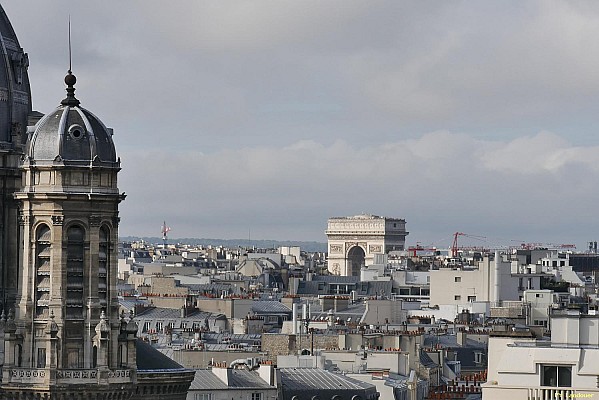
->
325, 214, 408, 276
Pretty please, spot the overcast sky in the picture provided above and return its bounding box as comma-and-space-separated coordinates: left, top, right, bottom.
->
4, 1, 599, 248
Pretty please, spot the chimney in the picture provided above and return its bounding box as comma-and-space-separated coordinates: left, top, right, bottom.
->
292, 303, 298, 335
212, 363, 229, 385
258, 363, 275, 386
457, 330, 467, 346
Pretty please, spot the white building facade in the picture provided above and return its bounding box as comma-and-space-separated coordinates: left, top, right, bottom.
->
483, 312, 599, 400
430, 253, 545, 307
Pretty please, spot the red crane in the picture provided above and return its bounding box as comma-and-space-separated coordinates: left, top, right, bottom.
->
451, 232, 487, 258
407, 243, 438, 257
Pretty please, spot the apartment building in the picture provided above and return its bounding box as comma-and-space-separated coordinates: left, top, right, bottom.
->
430, 253, 544, 306
482, 311, 599, 400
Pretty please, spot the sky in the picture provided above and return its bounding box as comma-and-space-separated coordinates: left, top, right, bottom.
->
3, 1, 599, 248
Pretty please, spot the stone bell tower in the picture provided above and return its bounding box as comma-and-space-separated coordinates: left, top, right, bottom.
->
0, 70, 137, 398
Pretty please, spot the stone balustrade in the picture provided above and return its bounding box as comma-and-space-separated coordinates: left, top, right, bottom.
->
5, 368, 132, 386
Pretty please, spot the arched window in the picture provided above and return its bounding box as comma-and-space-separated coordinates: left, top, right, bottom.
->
119, 344, 127, 367
35, 225, 51, 318
92, 345, 98, 368
66, 225, 85, 318
98, 226, 110, 308
14, 344, 22, 367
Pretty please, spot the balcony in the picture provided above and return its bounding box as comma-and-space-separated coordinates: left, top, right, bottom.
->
4, 368, 133, 386
484, 384, 598, 400
528, 387, 579, 400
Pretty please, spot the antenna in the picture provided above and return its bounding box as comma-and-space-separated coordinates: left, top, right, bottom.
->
68, 15, 72, 73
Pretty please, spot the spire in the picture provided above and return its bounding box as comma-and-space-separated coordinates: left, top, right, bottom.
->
61, 16, 79, 106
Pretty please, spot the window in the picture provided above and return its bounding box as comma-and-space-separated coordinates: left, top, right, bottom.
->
66, 225, 85, 318
542, 365, 572, 387
37, 348, 46, 368
454, 295, 461, 301
67, 349, 81, 368
194, 394, 213, 400
454, 277, 461, 282
14, 344, 22, 367
474, 351, 483, 365
119, 344, 128, 367
468, 296, 476, 302
536, 294, 541, 298
251, 393, 263, 400
35, 224, 51, 318
98, 227, 110, 308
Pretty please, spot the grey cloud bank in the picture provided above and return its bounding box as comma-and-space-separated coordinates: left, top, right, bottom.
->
4, 1, 599, 246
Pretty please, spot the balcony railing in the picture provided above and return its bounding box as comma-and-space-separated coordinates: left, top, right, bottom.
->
528, 387, 577, 400
4, 368, 133, 385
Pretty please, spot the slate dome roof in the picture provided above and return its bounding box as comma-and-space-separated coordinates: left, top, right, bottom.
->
0, 5, 32, 144
26, 72, 117, 165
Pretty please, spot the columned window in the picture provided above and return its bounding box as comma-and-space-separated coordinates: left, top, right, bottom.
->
66, 225, 85, 318
35, 225, 51, 319
98, 226, 110, 308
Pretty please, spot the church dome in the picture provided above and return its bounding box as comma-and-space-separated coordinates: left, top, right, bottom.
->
0, 5, 32, 145
26, 72, 118, 166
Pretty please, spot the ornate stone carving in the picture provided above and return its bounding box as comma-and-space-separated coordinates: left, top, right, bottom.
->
56, 369, 97, 379
332, 263, 340, 275
108, 370, 130, 378
17, 213, 28, 226
51, 215, 63, 225
327, 235, 387, 241
89, 215, 101, 227
11, 369, 45, 378
369, 245, 382, 253
329, 244, 343, 253
345, 242, 367, 251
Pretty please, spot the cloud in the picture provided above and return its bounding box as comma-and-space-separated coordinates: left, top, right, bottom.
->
119, 130, 599, 247
2, 1, 598, 246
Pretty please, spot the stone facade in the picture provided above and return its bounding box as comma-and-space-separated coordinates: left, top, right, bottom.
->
0, 6, 194, 399
326, 214, 408, 276
262, 333, 340, 361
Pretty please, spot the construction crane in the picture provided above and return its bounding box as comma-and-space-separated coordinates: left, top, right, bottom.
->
451, 232, 487, 258
407, 243, 438, 257
518, 243, 576, 251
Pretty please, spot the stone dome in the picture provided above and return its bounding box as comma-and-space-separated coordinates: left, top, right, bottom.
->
26, 73, 118, 166
0, 5, 32, 145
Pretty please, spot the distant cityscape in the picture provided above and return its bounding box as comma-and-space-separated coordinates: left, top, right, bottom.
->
120, 236, 328, 253
0, 3, 595, 400
112, 213, 599, 400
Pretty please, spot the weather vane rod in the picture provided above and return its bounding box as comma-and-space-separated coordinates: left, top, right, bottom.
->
68, 15, 72, 73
